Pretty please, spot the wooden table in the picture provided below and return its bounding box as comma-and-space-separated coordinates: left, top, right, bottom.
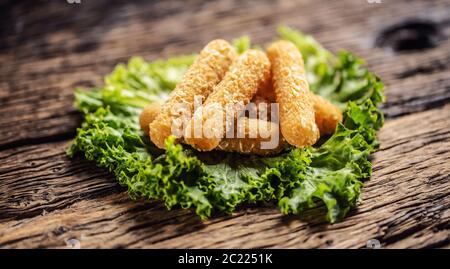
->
0, 0, 449, 249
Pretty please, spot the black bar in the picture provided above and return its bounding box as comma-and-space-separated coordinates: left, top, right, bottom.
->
0, 249, 446, 267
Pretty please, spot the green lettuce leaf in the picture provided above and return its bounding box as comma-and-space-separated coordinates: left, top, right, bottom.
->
68, 27, 385, 223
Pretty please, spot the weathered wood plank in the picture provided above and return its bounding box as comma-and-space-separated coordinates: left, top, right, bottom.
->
1, 106, 448, 249
1, 0, 449, 148
0, 141, 121, 221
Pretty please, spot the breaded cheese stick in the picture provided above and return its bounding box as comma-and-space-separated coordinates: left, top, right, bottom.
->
140, 103, 283, 155
266, 40, 319, 147
311, 94, 342, 135
139, 103, 162, 134
243, 95, 273, 119
149, 39, 236, 149
184, 49, 271, 151
255, 76, 276, 102
253, 89, 342, 136
218, 118, 285, 156
139, 102, 160, 131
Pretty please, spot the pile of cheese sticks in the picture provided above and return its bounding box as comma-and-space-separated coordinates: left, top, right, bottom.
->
140, 40, 342, 156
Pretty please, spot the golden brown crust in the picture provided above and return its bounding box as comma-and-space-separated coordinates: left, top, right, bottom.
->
139, 102, 283, 155
253, 90, 342, 136
218, 118, 285, 156
149, 39, 237, 149
266, 40, 319, 148
243, 95, 273, 120
255, 74, 276, 102
312, 94, 343, 135
184, 49, 271, 151
139, 103, 162, 134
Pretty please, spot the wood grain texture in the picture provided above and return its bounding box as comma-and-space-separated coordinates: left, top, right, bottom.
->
0, 106, 449, 249
0, 0, 449, 248
1, 0, 449, 148
0, 142, 121, 221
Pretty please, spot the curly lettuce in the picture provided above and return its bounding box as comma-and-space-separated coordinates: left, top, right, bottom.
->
68, 26, 384, 223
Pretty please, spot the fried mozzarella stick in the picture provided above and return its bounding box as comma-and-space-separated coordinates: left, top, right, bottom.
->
255, 76, 276, 102
184, 49, 271, 151
252, 90, 342, 136
217, 118, 285, 156
311, 94, 342, 135
243, 95, 273, 119
139, 103, 162, 134
140, 103, 283, 156
149, 39, 236, 149
266, 40, 319, 147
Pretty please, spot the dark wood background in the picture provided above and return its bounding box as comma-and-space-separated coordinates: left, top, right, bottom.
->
0, 0, 449, 248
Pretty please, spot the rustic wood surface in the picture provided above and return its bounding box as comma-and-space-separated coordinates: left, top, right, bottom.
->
0, 0, 449, 249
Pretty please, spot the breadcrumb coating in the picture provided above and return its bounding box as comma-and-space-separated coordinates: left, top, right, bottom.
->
218, 117, 285, 156
140, 103, 283, 155
254, 89, 342, 136
312, 94, 343, 135
139, 103, 162, 135
266, 40, 319, 148
184, 49, 271, 151
149, 39, 237, 149
243, 95, 273, 120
